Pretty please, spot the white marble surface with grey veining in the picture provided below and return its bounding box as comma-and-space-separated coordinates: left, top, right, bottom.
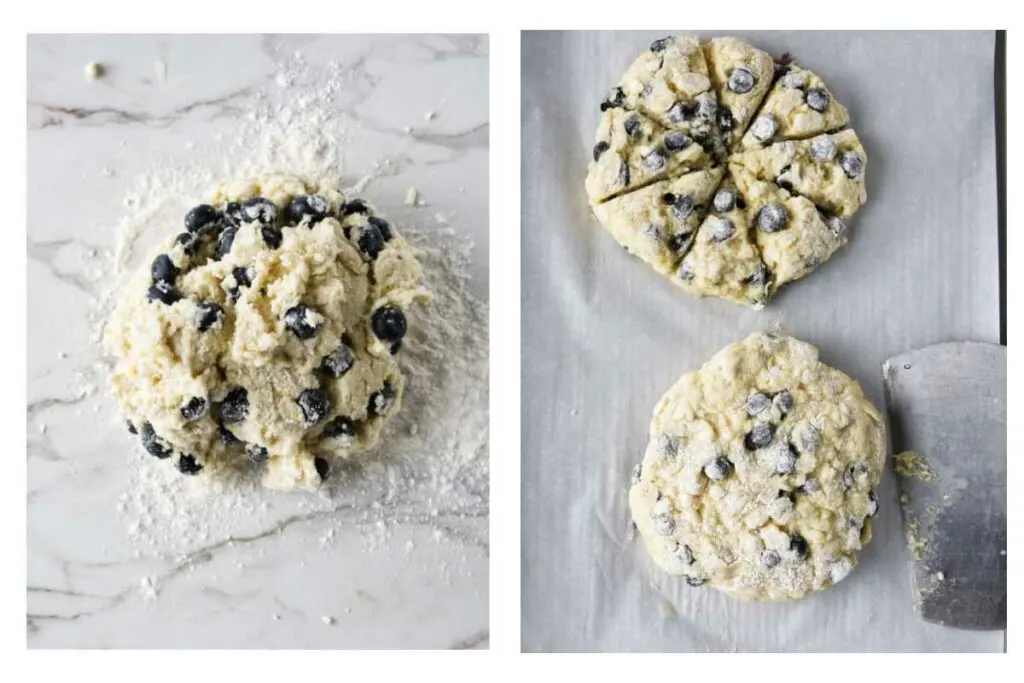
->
27, 34, 489, 649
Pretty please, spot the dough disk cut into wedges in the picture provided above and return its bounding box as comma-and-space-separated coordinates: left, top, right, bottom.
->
702, 36, 775, 151
730, 130, 867, 219
740, 64, 850, 151
609, 34, 718, 148
730, 165, 847, 293
586, 108, 715, 205
592, 167, 724, 276
628, 331, 887, 601
676, 179, 770, 308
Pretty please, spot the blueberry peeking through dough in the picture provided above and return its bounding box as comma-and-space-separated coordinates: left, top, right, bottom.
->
104, 174, 430, 491
629, 332, 886, 601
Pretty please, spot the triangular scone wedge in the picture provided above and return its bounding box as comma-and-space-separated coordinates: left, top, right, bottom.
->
730, 166, 847, 292
702, 37, 775, 151
607, 35, 719, 149
674, 178, 770, 308
586, 108, 715, 204
730, 130, 867, 219
739, 65, 850, 150
593, 167, 724, 277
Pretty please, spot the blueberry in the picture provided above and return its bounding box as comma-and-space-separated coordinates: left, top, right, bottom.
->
677, 260, 695, 281
668, 193, 694, 220
320, 341, 355, 378
196, 301, 224, 332
314, 456, 330, 481
789, 534, 809, 560
223, 202, 244, 228
219, 425, 241, 445
746, 264, 769, 286
827, 216, 847, 237
773, 64, 791, 82
783, 71, 807, 90
177, 454, 203, 475
126, 419, 138, 435
810, 136, 838, 161
712, 188, 736, 213
805, 87, 831, 112
685, 576, 705, 587
139, 422, 172, 459
867, 491, 879, 517
745, 392, 771, 416
717, 108, 735, 132
649, 36, 673, 53
184, 204, 219, 233
773, 390, 794, 414
766, 442, 797, 474
151, 254, 179, 284
728, 67, 756, 94
241, 197, 278, 225
216, 225, 238, 259
147, 281, 183, 305
228, 266, 252, 302
666, 100, 697, 123
623, 114, 642, 137
339, 199, 370, 217
245, 442, 269, 464
642, 149, 666, 171
367, 216, 393, 242
839, 151, 864, 179
323, 415, 357, 442
297, 388, 331, 426
371, 305, 407, 343
288, 194, 330, 226
749, 114, 778, 143
704, 456, 734, 481
600, 87, 625, 112
745, 422, 775, 450
676, 543, 694, 565
798, 476, 819, 494
261, 226, 283, 249
653, 513, 675, 535
756, 202, 789, 233
667, 232, 692, 253
696, 93, 717, 119
175, 231, 201, 256
368, 383, 396, 418
284, 305, 323, 340
593, 140, 610, 162
356, 223, 386, 260
762, 549, 781, 569
617, 162, 630, 188
710, 217, 735, 243
220, 387, 249, 424
663, 131, 690, 152
180, 397, 207, 422
794, 423, 821, 455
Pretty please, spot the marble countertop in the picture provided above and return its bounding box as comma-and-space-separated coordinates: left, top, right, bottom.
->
27, 34, 489, 649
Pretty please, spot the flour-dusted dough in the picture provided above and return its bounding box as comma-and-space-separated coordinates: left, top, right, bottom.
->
730, 166, 846, 292
739, 65, 850, 150
587, 36, 867, 307
629, 332, 886, 601
592, 167, 723, 277
730, 130, 867, 218
104, 174, 429, 491
586, 108, 713, 204
702, 37, 775, 151
675, 178, 769, 308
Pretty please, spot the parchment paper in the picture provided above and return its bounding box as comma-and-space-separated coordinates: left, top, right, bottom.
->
521, 30, 1002, 652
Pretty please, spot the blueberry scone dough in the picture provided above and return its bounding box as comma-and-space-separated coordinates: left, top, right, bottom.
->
730, 130, 867, 219
701, 37, 775, 151
592, 167, 723, 277
629, 332, 886, 601
676, 180, 769, 308
730, 166, 846, 293
104, 174, 429, 491
740, 65, 850, 151
586, 108, 714, 205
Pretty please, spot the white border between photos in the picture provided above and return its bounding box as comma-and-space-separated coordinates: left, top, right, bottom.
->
2, 0, 1018, 677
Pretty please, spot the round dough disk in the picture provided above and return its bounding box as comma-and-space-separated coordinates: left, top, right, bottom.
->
628, 332, 886, 601
104, 174, 429, 491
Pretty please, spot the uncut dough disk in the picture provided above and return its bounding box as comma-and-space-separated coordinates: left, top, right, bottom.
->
104, 174, 429, 491
592, 167, 723, 277
730, 130, 867, 219
629, 332, 886, 601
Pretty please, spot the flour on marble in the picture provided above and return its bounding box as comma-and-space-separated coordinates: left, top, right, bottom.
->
78, 43, 488, 600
